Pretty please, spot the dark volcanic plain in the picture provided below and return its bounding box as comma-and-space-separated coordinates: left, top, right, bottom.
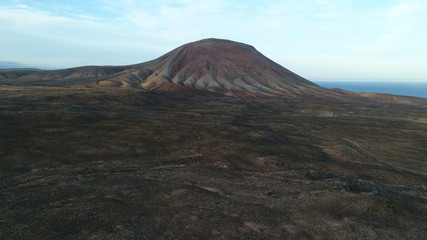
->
1, 39, 427, 239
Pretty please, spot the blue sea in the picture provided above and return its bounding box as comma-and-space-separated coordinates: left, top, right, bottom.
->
314, 81, 427, 99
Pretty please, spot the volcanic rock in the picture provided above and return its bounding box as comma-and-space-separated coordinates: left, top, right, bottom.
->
103, 38, 329, 97
0, 39, 331, 98
1, 39, 426, 105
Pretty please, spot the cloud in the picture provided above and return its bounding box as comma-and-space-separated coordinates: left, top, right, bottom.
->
0, 3, 160, 67
376, 26, 409, 44
92, 0, 234, 44
312, 0, 345, 20
368, 1, 427, 51
0, 6, 112, 44
387, 1, 423, 19
1, 0, 426, 80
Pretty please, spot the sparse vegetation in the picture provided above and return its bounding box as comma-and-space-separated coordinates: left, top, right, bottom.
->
0, 87, 426, 239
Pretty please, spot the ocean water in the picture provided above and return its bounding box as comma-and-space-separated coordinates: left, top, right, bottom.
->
314, 81, 427, 99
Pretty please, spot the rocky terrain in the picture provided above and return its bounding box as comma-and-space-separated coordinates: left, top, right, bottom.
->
0, 39, 426, 239
1, 39, 426, 106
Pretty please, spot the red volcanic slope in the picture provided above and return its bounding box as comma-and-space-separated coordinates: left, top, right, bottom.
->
2, 38, 426, 104
100, 38, 330, 97
0, 38, 333, 97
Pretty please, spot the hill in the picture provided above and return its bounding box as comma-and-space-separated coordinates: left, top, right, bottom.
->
0, 39, 426, 239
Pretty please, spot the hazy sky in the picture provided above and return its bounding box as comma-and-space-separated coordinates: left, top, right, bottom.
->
1, 0, 426, 81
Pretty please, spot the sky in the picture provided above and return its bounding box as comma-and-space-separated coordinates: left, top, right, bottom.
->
0, 0, 426, 82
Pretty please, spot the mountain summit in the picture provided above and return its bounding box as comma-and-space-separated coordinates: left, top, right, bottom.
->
1, 38, 426, 105
0, 38, 329, 98
100, 38, 327, 97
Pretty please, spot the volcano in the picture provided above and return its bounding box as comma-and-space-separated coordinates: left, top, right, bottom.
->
1, 38, 426, 105
1, 39, 427, 239
0, 39, 330, 97
100, 38, 330, 97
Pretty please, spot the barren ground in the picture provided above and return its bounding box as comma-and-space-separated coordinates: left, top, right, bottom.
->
1, 87, 426, 239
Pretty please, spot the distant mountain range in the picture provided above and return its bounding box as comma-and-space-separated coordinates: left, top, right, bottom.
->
0, 62, 38, 69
